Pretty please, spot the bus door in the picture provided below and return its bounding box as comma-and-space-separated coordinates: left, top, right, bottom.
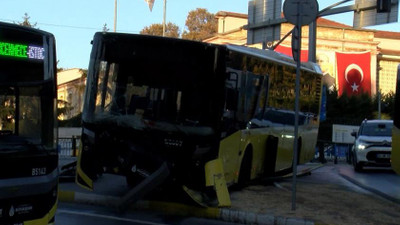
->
219, 70, 242, 184
237, 72, 266, 179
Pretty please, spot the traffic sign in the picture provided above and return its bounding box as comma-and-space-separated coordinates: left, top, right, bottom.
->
247, 0, 282, 45
283, 0, 319, 26
353, 0, 398, 28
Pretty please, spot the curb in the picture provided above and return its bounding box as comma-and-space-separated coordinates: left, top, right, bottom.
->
59, 190, 314, 225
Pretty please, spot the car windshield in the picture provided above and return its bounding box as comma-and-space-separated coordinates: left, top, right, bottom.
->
360, 122, 393, 137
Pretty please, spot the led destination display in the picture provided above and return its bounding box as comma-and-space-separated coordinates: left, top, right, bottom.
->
0, 41, 44, 60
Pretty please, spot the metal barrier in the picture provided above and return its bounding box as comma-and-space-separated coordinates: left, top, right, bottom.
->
58, 136, 80, 158
58, 136, 80, 177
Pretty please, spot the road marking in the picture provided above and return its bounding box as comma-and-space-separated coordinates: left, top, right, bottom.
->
57, 209, 169, 225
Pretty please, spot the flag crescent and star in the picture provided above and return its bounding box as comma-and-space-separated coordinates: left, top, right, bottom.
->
345, 63, 364, 93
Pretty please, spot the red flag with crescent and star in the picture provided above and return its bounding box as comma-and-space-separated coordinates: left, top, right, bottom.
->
336, 51, 371, 96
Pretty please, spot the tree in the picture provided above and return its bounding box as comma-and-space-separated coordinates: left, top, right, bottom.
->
181, 8, 217, 41
18, 13, 37, 28
373, 91, 396, 119
103, 23, 110, 32
140, 22, 180, 38
57, 99, 73, 120
317, 88, 376, 143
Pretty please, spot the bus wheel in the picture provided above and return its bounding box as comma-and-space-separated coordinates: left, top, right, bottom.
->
238, 149, 252, 188
264, 136, 278, 177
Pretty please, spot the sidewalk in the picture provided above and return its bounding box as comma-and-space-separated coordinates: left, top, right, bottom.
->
59, 164, 321, 225
58, 162, 400, 225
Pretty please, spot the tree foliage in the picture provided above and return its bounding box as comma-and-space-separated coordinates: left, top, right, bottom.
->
181, 8, 217, 41
140, 22, 180, 38
317, 88, 395, 142
373, 91, 395, 119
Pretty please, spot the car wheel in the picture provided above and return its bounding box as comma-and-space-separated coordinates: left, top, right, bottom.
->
352, 152, 363, 172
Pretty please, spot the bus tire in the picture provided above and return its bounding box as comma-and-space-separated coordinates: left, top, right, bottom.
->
238, 147, 252, 188
264, 135, 278, 177
296, 138, 302, 165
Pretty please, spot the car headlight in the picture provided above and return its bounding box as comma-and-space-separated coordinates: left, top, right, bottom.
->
356, 141, 367, 150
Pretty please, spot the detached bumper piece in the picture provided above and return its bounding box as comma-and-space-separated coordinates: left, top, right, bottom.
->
117, 162, 170, 212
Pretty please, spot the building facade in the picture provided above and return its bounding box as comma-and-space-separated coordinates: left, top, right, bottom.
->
204, 11, 400, 96
57, 68, 86, 120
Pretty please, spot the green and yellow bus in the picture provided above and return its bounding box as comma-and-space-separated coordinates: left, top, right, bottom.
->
392, 64, 400, 174
0, 22, 58, 224
76, 33, 322, 206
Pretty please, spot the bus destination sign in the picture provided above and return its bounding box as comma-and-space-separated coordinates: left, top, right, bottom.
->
0, 41, 44, 60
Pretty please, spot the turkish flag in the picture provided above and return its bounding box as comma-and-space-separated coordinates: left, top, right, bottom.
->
274, 44, 308, 62
336, 51, 371, 96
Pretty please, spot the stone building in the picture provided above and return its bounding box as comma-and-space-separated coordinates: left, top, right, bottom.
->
57, 68, 86, 120
204, 11, 400, 96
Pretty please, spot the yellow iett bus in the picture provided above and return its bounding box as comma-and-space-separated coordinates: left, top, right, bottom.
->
76, 33, 323, 206
392, 64, 400, 174
0, 22, 58, 224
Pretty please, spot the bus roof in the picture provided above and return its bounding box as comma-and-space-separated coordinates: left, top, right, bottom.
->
92, 33, 322, 75
0, 21, 54, 38
226, 45, 322, 74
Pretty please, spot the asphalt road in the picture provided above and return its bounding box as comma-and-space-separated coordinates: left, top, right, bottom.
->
337, 163, 400, 203
56, 202, 242, 225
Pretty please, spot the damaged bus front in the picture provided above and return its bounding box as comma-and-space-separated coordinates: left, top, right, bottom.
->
76, 33, 228, 207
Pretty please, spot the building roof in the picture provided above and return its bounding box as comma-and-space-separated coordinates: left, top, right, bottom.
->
57, 68, 83, 85
215, 11, 248, 19
216, 11, 400, 37
374, 30, 400, 39
316, 17, 352, 29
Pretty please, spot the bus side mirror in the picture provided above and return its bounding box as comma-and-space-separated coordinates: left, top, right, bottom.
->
351, 131, 357, 137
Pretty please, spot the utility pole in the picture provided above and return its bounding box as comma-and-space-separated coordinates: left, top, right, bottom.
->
162, 0, 167, 36
114, 0, 117, 32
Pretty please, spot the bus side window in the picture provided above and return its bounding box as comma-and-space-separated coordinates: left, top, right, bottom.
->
226, 88, 238, 110
225, 71, 239, 111
128, 95, 148, 114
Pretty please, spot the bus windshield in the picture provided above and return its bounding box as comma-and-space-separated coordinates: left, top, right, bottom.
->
0, 23, 57, 149
87, 60, 221, 133
0, 82, 54, 146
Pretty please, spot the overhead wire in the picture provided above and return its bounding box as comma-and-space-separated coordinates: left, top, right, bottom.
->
0, 18, 139, 33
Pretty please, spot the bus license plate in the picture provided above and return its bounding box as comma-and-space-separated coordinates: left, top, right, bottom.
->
377, 153, 390, 159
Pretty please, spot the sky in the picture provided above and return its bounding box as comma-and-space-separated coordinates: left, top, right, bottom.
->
1, 0, 399, 69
